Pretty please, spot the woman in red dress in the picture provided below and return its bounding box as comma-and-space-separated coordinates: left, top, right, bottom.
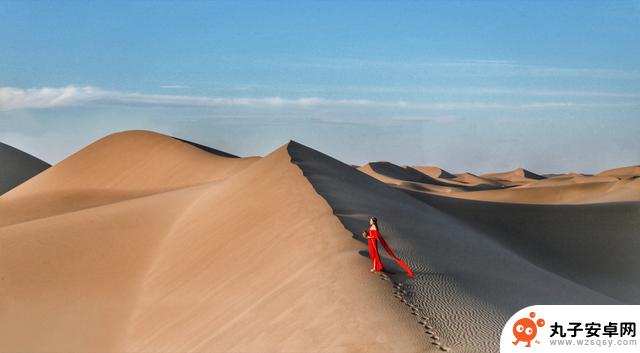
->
364, 217, 414, 278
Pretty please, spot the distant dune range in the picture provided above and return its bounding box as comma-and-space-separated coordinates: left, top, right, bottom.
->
359, 162, 640, 204
0, 142, 49, 196
1, 130, 638, 353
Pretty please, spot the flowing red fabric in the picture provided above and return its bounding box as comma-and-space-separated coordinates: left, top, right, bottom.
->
367, 229, 414, 278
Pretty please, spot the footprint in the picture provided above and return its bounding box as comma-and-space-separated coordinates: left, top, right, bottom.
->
439, 347, 451, 352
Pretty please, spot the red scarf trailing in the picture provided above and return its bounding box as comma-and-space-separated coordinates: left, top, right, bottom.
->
368, 229, 414, 278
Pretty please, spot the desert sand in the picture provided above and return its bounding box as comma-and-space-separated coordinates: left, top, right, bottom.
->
360, 162, 640, 204
0, 131, 424, 353
1, 130, 639, 353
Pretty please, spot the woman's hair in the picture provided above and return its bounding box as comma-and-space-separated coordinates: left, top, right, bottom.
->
370, 217, 378, 227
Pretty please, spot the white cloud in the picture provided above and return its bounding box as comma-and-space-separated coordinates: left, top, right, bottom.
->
0, 86, 104, 111
0, 86, 411, 112
329, 85, 640, 98
1, 85, 638, 113
286, 58, 640, 80
160, 85, 189, 89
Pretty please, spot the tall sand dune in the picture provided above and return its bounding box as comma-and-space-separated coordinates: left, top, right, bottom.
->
0, 131, 425, 353
0, 131, 259, 226
0, 142, 49, 196
289, 141, 621, 353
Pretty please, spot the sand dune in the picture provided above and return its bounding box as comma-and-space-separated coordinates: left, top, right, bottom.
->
290, 142, 632, 352
451, 172, 502, 187
410, 166, 456, 179
411, 193, 640, 303
363, 161, 640, 204
597, 165, 640, 177
0, 131, 259, 226
0, 142, 49, 196
360, 162, 480, 189
480, 168, 545, 187
409, 167, 502, 189
448, 174, 637, 204
0, 131, 424, 353
1, 130, 638, 353
359, 162, 444, 185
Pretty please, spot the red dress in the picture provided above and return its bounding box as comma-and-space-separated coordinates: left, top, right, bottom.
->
367, 229, 414, 278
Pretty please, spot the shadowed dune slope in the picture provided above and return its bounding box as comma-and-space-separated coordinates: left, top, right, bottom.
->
360, 163, 506, 195
360, 162, 464, 188
288, 141, 618, 353
0, 133, 424, 353
0, 131, 259, 226
0, 142, 50, 196
452, 172, 503, 187
360, 162, 436, 184
437, 177, 640, 204
408, 192, 640, 303
174, 137, 239, 158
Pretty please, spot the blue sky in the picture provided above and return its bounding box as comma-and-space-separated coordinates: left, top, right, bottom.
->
1, 1, 639, 173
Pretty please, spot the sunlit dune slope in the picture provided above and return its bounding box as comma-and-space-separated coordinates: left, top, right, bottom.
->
0, 131, 424, 353
0, 131, 259, 226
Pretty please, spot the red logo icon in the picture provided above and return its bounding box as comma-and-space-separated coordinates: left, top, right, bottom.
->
513, 311, 545, 347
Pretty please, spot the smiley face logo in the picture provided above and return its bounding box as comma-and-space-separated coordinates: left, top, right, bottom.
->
512, 312, 545, 347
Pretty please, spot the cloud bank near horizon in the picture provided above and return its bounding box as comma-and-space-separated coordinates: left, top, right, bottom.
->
0, 85, 637, 174
2, 85, 639, 113
0, 86, 410, 112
